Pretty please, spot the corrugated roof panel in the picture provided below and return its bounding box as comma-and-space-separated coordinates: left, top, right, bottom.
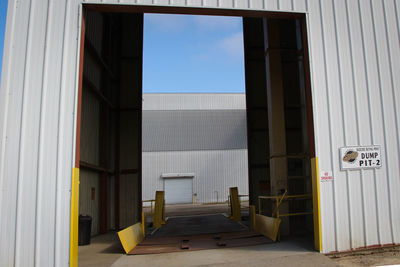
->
142, 110, 247, 151
142, 93, 246, 110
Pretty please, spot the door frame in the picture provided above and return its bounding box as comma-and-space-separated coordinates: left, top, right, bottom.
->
71, 5, 320, 266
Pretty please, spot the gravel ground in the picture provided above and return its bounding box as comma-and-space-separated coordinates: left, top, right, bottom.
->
328, 246, 400, 267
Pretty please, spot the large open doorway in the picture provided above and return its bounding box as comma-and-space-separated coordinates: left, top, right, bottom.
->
140, 13, 249, 234
74, 4, 317, 266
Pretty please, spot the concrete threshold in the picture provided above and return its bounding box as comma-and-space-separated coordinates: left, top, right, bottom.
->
78, 232, 338, 267
112, 236, 338, 267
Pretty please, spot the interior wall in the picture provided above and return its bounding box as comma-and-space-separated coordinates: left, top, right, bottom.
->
79, 88, 101, 236
243, 18, 270, 209
79, 11, 103, 236
118, 13, 143, 229
80, 11, 122, 234
244, 17, 313, 234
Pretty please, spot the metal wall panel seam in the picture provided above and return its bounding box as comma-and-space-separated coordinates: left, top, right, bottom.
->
303, 12, 323, 251
0, 0, 15, 246
339, 0, 364, 250
318, 0, 339, 252
371, 0, 395, 243
332, 0, 352, 249
369, 0, 393, 245
54, 1, 75, 265
304, 1, 330, 251
0, 0, 19, 265
389, 0, 400, 242
14, 0, 35, 265
284, 0, 291, 10
396, 1, 400, 38
354, 0, 379, 247
344, 0, 367, 248
265, 0, 277, 10
386, 0, 400, 240
37, 0, 65, 257
382, 0, 400, 242
323, 0, 350, 251
359, 0, 383, 246
0, 0, 14, 195
34, 0, 52, 265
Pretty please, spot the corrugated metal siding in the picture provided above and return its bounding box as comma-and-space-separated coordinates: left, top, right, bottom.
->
142, 110, 247, 151
142, 150, 248, 203
0, 0, 399, 265
307, 0, 400, 253
82, 0, 309, 12
0, 0, 79, 266
143, 93, 246, 110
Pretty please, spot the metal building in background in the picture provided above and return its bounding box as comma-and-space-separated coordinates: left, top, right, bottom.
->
142, 93, 248, 204
0, 1, 399, 267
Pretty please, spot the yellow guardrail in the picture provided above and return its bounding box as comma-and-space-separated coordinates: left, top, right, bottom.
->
258, 193, 313, 218
142, 199, 155, 214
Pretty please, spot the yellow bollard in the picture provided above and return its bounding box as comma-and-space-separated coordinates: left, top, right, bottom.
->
250, 205, 256, 230
153, 191, 165, 228
229, 187, 241, 222
141, 211, 146, 236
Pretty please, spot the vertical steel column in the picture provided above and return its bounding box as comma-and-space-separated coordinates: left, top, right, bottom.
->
99, 14, 110, 234
70, 9, 86, 267
264, 19, 289, 234
243, 18, 270, 209
115, 109, 121, 230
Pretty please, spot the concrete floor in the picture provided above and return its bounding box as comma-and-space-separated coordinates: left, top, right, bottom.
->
78, 232, 338, 267
79, 204, 335, 267
78, 232, 123, 267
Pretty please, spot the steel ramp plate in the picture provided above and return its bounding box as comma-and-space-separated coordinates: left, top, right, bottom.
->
128, 231, 273, 255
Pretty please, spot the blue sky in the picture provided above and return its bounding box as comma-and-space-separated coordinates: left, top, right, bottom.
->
0, 9, 245, 93
143, 14, 245, 93
0, 0, 7, 84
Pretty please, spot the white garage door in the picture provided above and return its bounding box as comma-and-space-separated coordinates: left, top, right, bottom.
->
164, 178, 193, 204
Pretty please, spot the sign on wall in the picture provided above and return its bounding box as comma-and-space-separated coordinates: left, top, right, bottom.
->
320, 171, 333, 182
340, 145, 382, 170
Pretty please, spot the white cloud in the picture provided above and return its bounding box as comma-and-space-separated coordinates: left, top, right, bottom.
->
193, 15, 241, 30
216, 32, 244, 59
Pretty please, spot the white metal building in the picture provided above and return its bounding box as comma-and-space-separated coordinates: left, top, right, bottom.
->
0, 1, 399, 267
142, 93, 249, 204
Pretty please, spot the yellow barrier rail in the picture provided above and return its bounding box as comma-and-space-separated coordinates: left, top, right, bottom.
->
258, 193, 312, 218
229, 187, 241, 222
142, 199, 155, 214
